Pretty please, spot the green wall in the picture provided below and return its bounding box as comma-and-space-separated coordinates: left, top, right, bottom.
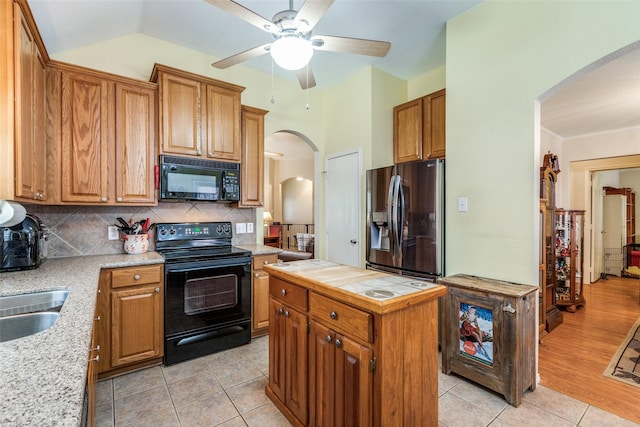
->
444, 0, 640, 284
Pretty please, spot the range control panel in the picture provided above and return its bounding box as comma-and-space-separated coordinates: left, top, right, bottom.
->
156, 222, 233, 242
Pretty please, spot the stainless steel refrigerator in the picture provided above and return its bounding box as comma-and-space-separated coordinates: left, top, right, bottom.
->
366, 159, 444, 281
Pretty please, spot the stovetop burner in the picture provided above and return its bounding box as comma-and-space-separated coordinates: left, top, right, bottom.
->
155, 221, 250, 262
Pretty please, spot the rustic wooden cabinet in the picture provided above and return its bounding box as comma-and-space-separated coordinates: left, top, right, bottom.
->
47, 62, 157, 205
555, 209, 586, 312
440, 274, 537, 407
240, 105, 268, 207
151, 63, 244, 162
393, 89, 445, 164
265, 262, 445, 427
269, 277, 308, 425
251, 253, 278, 336
96, 264, 164, 378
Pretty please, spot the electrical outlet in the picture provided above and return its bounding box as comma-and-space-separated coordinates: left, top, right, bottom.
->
108, 226, 120, 240
247, 222, 254, 233
458, 197, 469, 212
236, 222, 247, 234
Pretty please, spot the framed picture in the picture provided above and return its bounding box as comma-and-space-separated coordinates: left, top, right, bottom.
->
458, 302, 493, 366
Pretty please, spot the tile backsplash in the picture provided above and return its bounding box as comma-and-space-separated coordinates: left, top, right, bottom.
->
25, 202, 257, 258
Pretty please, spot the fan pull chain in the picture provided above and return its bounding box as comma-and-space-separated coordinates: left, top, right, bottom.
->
270, 59, 276, 104
305, 65, 310, 110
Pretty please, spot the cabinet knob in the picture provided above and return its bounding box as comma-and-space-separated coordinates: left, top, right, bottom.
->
335, 339, 342, 348
89, 354, 100, 363
284, 311, 290, 318
155, 287, 160, 293
255, 273, 259, 278
278, 308, 284, 315
134, 274, 141, 280
95, 315, 101, 321
330, 311, 338, 320
90, 345, 100, 352
264, 260, 269, 265
281, 289, 287, 296
326, 335, 332, 343
117, 197, 123, 202
101, 197, 107, 202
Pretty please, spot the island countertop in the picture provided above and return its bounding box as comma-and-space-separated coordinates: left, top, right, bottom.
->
264, 259, 446, 314
0, 252, 164, 426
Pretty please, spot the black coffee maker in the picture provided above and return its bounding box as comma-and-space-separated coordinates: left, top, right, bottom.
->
1, 214, 48, 272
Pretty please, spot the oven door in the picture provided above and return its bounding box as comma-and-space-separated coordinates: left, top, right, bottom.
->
164, 256, 251, 364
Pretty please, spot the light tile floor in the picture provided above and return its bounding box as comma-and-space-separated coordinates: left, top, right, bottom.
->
96, 336, 638, 427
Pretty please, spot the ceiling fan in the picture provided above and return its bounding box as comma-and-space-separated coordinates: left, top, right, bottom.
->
207, 0, 391, 89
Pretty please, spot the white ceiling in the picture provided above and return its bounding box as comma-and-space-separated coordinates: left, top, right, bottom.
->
26, 0, 640, 153
27, 0, 481, 89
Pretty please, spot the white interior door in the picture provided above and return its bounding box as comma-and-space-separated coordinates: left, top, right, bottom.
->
603, 194, 626, 276
325, 150, 361, 267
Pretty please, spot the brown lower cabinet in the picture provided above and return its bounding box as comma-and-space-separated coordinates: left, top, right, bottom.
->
251, 253, 279, 337
95, 264, 164, 378
265, 269, 445, 427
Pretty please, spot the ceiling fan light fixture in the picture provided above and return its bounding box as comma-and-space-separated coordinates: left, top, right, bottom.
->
270, 35, 314, 71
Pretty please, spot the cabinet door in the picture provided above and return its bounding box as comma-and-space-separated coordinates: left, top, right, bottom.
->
115, 82, 156, 204
284, 306, 308, 424
252, 270, 270, 332
239, 106, 267, 207
309, 321, 336, 427
60, 71, 111, 203
204, 84, 241, 161
111, 285, 163, 367
269, 297, 287, 402
14, 4, 46, 201
334, 334, 372, 427
393, 98, 423, 164
159, 72, 201, 156
424, 89, 446, 159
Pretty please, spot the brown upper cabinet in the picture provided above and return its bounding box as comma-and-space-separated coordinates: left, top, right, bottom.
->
393, 88, 446, 163
47, 61, 158, 205
151, 64, 245, 162
2, 0, 49, 203
240, 105, 268, 208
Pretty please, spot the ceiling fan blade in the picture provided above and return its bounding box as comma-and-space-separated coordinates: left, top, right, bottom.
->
311, 35, 391, 57
295, 0, 335, 31
204, 0, 278, 33
211, 43, 272, 69
296, 66, 317, 90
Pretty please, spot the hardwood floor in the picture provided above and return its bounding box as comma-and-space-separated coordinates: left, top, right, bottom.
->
538, 275, 640, 424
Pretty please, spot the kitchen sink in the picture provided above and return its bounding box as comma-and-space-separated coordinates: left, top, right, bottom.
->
0, 289, 68, 316
0, 290, 68, 342
0, 312, 60, 342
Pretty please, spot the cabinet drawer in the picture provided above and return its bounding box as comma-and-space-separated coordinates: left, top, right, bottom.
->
253, 254, 278, 271
270, 277, 307, 311
111, 265, 163, 288
309, 292, 373, 344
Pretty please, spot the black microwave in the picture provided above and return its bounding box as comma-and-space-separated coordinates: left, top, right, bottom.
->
159, 155, 240, 202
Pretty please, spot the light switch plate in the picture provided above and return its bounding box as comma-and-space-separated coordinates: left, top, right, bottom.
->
247, 222, 254, 233
458, 197, 468, 212
236, 223, 246, 234
108, 226, 120, 240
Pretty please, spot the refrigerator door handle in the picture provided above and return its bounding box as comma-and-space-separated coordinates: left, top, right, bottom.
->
396, 176, 405, 266
387, 174, 396, 263
391, 175, 402, 267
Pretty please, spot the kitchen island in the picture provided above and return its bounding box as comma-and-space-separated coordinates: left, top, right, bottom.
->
263, 259, 446, 427
0, 253, 164, 426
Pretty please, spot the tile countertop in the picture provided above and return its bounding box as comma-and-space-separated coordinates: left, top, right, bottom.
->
264, 259, 446, 314
0, 252, 164, 427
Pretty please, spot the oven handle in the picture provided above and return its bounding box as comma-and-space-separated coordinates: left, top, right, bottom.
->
175, 325, 247, 346
164, 259, 251, 273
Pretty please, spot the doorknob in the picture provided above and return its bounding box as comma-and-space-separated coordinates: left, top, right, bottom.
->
350, 239, 357, 244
